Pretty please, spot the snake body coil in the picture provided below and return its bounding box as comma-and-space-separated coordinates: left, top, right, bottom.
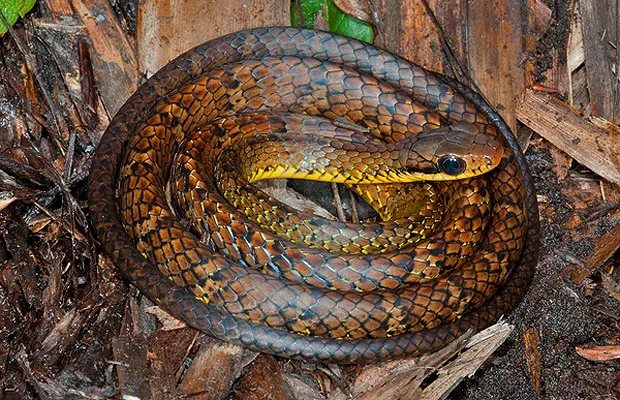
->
88, 27, 539, 363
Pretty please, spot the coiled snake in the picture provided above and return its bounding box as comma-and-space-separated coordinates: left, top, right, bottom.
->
88, 27, 539, 363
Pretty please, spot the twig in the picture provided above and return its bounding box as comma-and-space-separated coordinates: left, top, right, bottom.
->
331, 182, 346, 222
349, 190, 359, 223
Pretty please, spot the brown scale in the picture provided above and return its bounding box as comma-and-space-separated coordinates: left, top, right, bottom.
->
89, 27, 539, 362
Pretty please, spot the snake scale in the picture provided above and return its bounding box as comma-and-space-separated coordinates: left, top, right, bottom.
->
88, 27, 539, 363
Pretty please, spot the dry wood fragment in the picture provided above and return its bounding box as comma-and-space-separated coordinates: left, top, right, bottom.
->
524, 0, 538, 89
549, 143, 573, 181
566, 221, 620, 286
541, 49, 570, 97
578, 0, 620, 122
420, 322, 513, 399
72, 0, 138, 115
178, 341, 246, 399
232, 355, 294, 400
147, 328, 199, 395
45, 0, 74, 16
523, 328, 542, 393
585, 223, 620, 271
534, 0, 552, 36
145, 305, 188, 331
255, 179, 336, 220
567, 1, 584, 76
285, 374, 326, 400
327, 321, 513, 400
112, 336, 152, 399
516, 90, 620, 186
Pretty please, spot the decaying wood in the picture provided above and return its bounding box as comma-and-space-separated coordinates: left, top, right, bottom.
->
146, 327, 199, 395
566, 0, 593, 115
549, 143, 573, 181
72, 0, 138, 115
4, 1, 620, 399
533, 0, 552, 35
232, 355, 294, 400
419, 322, 513, 399
178, 341, 246, 398
574, 223, 620, 283
523, 328, 542, 393
327, 321, 513, 400
567, 1, 584, 80
601, 274, 620, 302
44, 0, 74, 16
137, 0, 290, 75
516, 90, 620, 185
578, 0, 620, 122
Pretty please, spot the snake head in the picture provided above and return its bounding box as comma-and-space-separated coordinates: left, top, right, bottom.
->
398, 121, 504, 181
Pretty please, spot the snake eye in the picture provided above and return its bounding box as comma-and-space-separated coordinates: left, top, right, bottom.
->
438, 155, 466, 176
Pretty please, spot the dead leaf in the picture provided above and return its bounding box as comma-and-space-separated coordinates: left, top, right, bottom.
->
601, 274, 620, 302
333, 0, 375, 24
145, 306, 187, 331
575, 345, 620, 361
314, 10, 329, 31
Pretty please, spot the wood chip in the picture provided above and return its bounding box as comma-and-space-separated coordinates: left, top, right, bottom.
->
534, 0, 553, 36
584, 223, 620, 275
328, 321, 513, 400
178, 341, 246, 398
549, 143, 573, 182
516, 90, 620, 186
286, 374, 325, 400
145, 305, 187, 331
112, 335, 152, 399
523, 328, 543, 393
231, 355, 293, 400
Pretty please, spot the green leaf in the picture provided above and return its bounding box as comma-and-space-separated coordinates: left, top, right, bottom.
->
0, 0, 37, 36
291, 0, 324, 29
323, 0, 373, 43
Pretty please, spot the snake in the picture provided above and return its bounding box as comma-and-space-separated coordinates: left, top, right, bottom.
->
88, 27, 539, 363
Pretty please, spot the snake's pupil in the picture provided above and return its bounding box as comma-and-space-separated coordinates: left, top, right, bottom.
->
438, 155, 466, 176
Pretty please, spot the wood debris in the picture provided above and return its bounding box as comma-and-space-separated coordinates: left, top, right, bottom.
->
516, 90, 620, 186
